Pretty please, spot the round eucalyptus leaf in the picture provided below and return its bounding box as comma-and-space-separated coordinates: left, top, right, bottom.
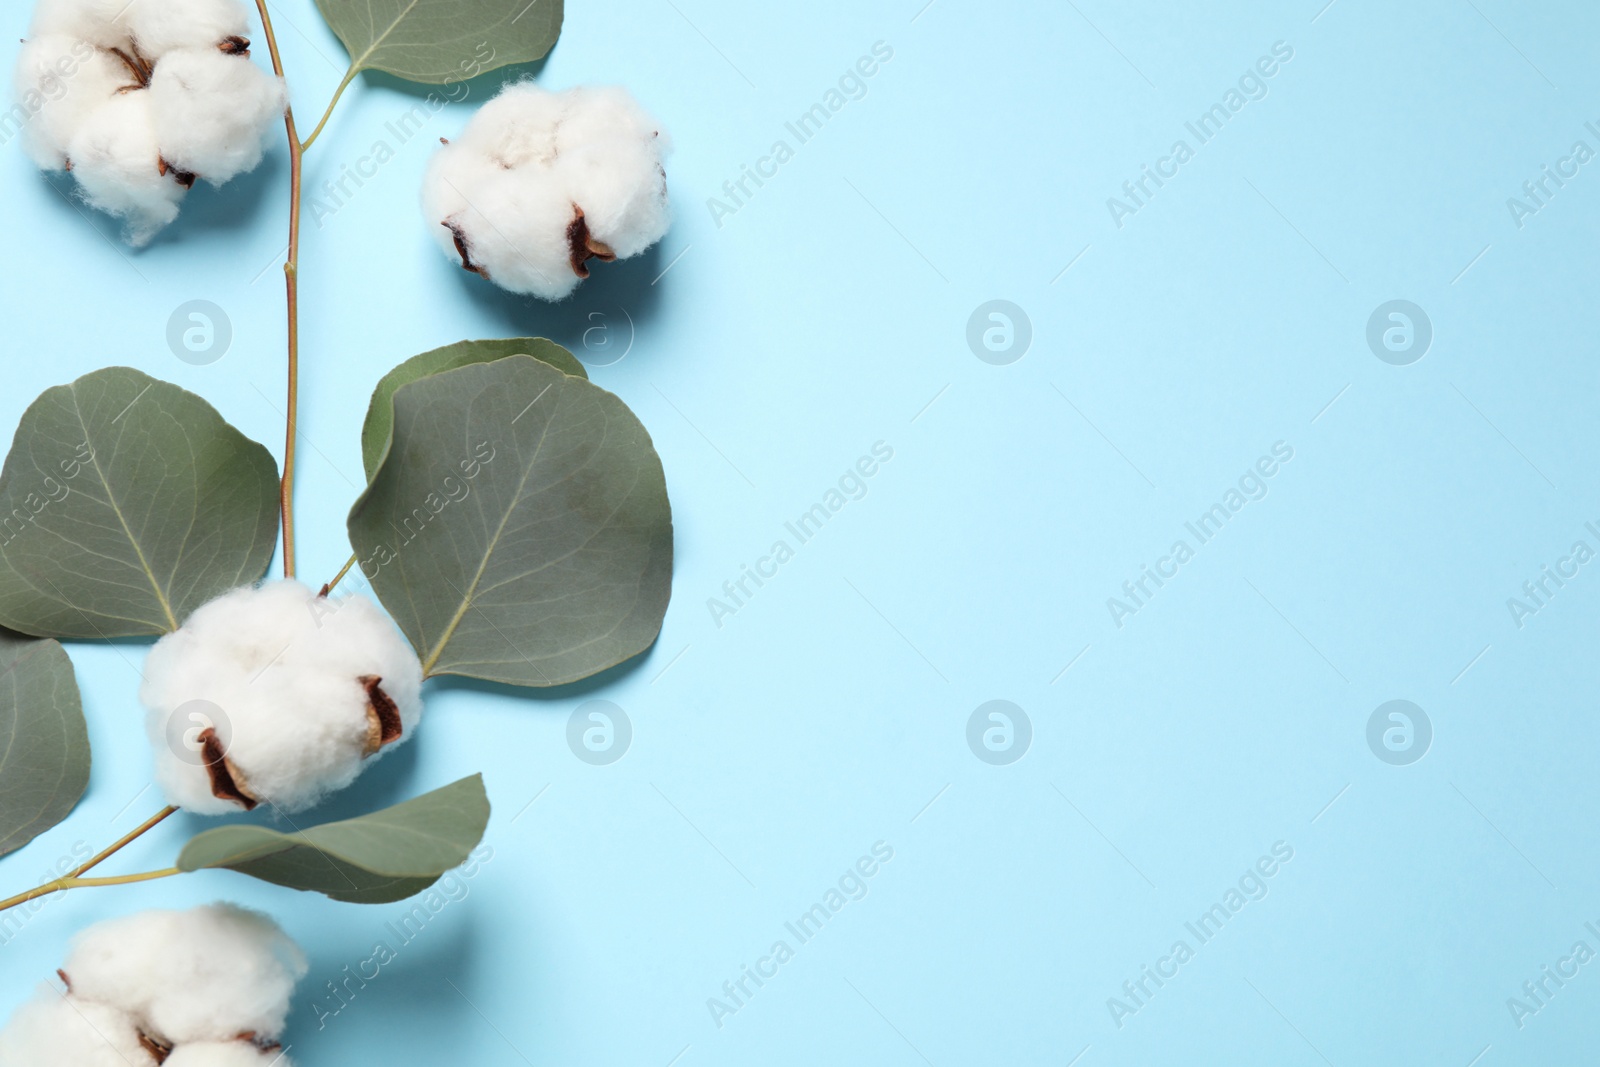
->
0, 632, 88, 859
177, 774, 490, 904
361, 338, 587, 481
348, 355, 673, 687
314, 0, 563, 84
0, 367, 279, 638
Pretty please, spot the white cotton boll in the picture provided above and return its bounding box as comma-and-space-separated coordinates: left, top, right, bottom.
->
454, 81, 565, 168
11, 34, 132, 171
62, 904, 307, 1046
558, 137, 669, 259
29, 0, 137, 51
0, 989, 157, 1067
166, 1043, 294, 1067
424, 146, 580, 299
149, 49, 284, 182
422, 81, 671, 299
65, 90, 186, 246
123, 0, 251, 58
554, 87, 670, 258
140, 580, 423, 814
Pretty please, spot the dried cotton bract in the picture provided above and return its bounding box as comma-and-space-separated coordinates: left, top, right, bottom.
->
14, 0, 286, 244
423, 83, 672, 299
141, 580, 424, 814
0, 905, 303, 1067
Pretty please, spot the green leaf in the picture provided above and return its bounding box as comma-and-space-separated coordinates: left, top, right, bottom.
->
360, 338, 587, 482
314, 0, 563, 84
0, 632, 87, 858
0, 368, 279, 638
348, 355, 672, 687
177, 774, 490, 904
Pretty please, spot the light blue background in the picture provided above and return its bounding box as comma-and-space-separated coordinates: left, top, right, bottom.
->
2, 0, 1598, 1063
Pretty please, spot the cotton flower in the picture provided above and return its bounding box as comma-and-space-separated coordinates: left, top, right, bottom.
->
166, 1043, 294, 1067
0, 905, 303, 1067
13, 0, 285, 245
0, 992, 158, 1067
141, 580, 424, 814
61, 904, 307, 1045
423, 83, 671, 299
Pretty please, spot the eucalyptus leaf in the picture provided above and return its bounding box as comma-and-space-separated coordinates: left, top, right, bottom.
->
314, 0, 563, 84
0, 632, 87, 858
177, 774, 490, 904
361, 338, 587, 481
0, 368, 278, 638
348, 355, 672, 687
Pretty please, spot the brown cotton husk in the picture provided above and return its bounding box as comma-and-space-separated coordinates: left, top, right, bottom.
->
137, 1031, 172, 1064
198, 728, 258, 811
565, 206, 616, 278
360, 676, 403, 756
445, 219, 488, 278
219, 36, 251, 56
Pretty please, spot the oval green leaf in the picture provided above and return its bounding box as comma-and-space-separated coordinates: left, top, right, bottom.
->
0, 632, 88, 858
348, 355, 673, 687
314, 0, 563, 84
177, 774, 490, 904
360, 338, 587, 481
0, 367, 279, 638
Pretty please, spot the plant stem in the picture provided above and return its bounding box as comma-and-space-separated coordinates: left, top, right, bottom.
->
67, 806, 177, 880
0, 868, 183, 914
319, 552, 358, 598
300, 67, 356, 152
253, 0, 302, 579
0, 806, 179, 915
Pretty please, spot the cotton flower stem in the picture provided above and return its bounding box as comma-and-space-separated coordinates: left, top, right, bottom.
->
300, 67, 356, 153
0, 868, 183, 915
0, 806, 180, 915
252, 0, 302, 579
67, 805, 178, 880
319, 552, 358, 598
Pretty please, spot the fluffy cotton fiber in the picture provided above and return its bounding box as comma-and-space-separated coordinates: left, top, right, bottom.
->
14, 0, 284, 244
0, 992, 158, 1067
141, 580, 424, 814
423, 83, 672, 299
166, 1043, 295, 1067
0, 905, 302, 1067
62, 904, 307, 1044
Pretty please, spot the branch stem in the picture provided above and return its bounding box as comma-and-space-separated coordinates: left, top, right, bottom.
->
319, 553, 358, 598
0, 806, 179, 915
253, 0, 302, 578
0, 868, 183, 914
300, 67, 356, 153
68, 805, 177, 880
